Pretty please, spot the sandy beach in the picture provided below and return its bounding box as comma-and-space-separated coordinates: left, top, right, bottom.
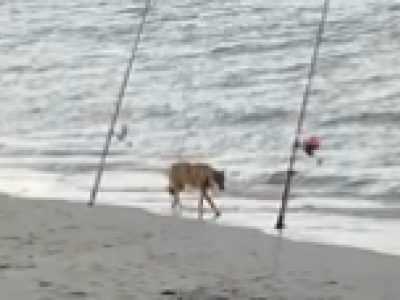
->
0, 194, 398, 300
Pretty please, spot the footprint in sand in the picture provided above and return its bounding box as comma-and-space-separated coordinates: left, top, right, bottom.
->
38, 281, 53, 288
0, 263, 12, 270
68, 291, 88, 297
160, 288, 177, 296
160, 286, 269, 300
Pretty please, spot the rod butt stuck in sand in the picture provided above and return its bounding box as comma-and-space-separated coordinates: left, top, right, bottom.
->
274, 0, 330, 230
88, 0, 152, 207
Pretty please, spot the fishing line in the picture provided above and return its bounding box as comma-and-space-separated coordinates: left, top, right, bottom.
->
88, 0, 152, 207
275, 0, 331, 230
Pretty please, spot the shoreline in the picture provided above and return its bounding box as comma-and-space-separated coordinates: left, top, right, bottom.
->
0, 193, 399, 299
1, 177, 400, 258
0, 167, 399, 257
14, 192, 400, 259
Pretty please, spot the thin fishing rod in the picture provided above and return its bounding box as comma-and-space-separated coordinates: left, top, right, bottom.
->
275, 0, 330, 229
88, 0, 152, 207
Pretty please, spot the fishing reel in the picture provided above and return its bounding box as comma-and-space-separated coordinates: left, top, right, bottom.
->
295, 136, 323, 165
114, 124, 132, 147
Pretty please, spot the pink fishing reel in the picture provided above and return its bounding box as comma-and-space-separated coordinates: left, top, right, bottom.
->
296, 136, 323, 165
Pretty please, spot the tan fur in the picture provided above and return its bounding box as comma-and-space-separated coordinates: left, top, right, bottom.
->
167, 161, 223, 219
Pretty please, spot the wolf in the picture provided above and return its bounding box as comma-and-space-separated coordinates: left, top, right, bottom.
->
167, 161, 225, 219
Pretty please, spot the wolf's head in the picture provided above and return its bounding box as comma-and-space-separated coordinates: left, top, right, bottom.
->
213, 169, 225, 191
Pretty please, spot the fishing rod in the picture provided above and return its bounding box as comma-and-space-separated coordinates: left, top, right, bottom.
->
88, 0, 152, 207
275, 0, 330, 229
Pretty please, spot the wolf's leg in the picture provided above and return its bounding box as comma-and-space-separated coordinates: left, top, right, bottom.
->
204, 191, 221, 218
168, 187, 180, 214
201, 179, 221, 218
172, 193, 183, 217
169, 182, 184, 209
198, 191, 204, 220
172, 192, 180, 210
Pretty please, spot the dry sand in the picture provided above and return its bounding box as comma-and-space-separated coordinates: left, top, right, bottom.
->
0, 194, 399, 299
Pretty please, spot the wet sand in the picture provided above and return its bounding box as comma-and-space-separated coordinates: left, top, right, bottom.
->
0, 194, 398, 299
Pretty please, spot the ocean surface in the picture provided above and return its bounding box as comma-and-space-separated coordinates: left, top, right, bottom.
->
2, 0, 400, 255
